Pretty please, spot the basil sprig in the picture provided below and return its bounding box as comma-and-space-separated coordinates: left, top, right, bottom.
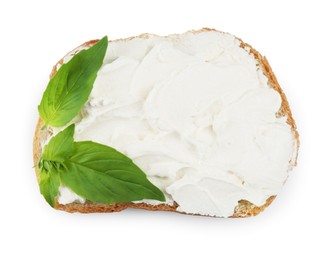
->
37, 37, 165, 207
38, 36, 108, 127
39, 125, 165, 207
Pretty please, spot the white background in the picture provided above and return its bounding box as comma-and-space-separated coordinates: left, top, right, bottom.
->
1, 0, 330, 259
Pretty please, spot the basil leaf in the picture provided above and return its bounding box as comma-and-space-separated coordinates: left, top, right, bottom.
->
42, 124, 75, 162
39, 169, 60, 207
38, 36, 108, 127
60, 141, 166, 204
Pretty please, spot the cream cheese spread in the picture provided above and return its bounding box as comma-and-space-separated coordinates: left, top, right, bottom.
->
52, 31, 295, 217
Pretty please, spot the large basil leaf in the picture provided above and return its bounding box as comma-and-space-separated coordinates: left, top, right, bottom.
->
38, 36, 108, 127
60, 141, 166, 204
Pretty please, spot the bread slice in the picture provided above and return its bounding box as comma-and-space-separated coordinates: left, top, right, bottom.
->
33, 28, 299, 217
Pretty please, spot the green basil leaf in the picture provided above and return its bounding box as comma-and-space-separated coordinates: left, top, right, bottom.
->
38, 36, 108, 127
60, 141, 166, 204
42, 124, 75, 162
39, 169, 60, 207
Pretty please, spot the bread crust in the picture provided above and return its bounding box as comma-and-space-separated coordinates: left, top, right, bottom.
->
33, 28, 299, 217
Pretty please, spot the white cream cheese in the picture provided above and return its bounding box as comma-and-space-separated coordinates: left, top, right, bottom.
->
57, 186, 86, 205
52, 30, 295, 217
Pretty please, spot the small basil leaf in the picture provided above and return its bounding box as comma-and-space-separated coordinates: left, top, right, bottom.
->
60, 141, 165, 204
39, 169, 60, 207
38, 36, 108, 127
42, 124, 75, 163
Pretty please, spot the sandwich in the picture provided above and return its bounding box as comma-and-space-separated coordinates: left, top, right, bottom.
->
33, 28, 299, 217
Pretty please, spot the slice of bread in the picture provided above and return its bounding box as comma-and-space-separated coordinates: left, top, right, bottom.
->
33, 28, 299, 217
